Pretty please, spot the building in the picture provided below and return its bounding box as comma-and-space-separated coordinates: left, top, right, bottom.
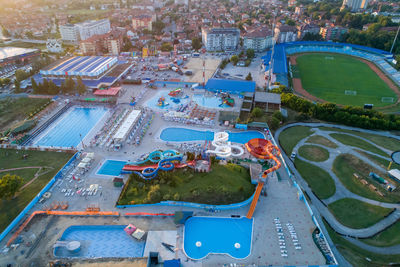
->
76, 19, 111, 41
275, 25, 298, 43
341, 0, 370, 11
320, 25, 348, 41
175, 0, 189, 5
243, 27, 274, 51
0, 47, 40, 68
201, 28, 240, 51
132, 15, 153, 31
253, 92, 281, 112
80, 30, 124, 56
288, 0, 296, 7
60, 19, 111, 43
297, 23, 320, 39
46, 39, 63, 53
59, 24, 80, 43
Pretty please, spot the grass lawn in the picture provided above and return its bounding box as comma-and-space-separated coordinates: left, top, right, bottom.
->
329, 133, 388, 157
328, 198, 394, 229
0, 149, 72, 232
356, 150, 400, 173
320, 127, 400, 152
0, 97, 50, 131
323, 220, 400, 266
306, 135, 338, 148
118, 163, 255, 205
294, 158, 336, 199
298, 145, 330, 162
361, 221, 400, 247
279, 126, 313, 154
296, 53, 397, 107
332, 154, 400, 203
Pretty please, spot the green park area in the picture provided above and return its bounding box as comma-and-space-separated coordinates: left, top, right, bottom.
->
328, 198, 394, 229
329, 133, 388, 157
295, 53, 397, 107
332, 154, 400, 203
324, 220, 400, 266
306, 135, 338, 148
298, 145, 329, 162
0, 149, 71, 232
278, 126, 313, 154
294, 158, 335, 199
118, 163, 254, 205
0, 97, 51, 132
361, 221, 400, 247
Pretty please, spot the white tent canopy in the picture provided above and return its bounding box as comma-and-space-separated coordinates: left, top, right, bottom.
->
113, 110, 141, 142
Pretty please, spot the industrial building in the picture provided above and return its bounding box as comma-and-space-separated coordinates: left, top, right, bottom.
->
0, 47, 40, 67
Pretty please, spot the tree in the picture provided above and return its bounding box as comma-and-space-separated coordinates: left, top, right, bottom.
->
14, 80, 21, 93
31, 77, 39, 94
286, 19, 296, 26
192, 37, 202, 50
160, 42, 173, 52
65, 77, 76, 93
0, 174, 23, 199
2, 26, 10, 37
245, 72, 252, 81
246, 48, 255, 59
121, 36, 134, 52
153, 20, 165, 34
302, 32, 323, 41
251, 107, 263, 118
230, 55, 239, 65
76, 76, 86, 95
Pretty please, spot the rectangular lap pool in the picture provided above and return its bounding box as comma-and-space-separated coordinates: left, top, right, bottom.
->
34, 106, 108, 148
160, 127, 264, 144
96, 160, 127, 176
183, 217, 253, 260
54, 225, 145, 258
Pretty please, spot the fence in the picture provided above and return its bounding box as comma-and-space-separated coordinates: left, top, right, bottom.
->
0, 152, 80, 243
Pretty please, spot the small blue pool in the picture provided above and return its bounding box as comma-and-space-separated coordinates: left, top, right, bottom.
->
192, 94, 232, 109
160, 127, 264, 144
97, 160, 127, 176
145, 90, 190, 110
184, 217, 253, 260
54, 225, 145, 258
34, 106, 108, 148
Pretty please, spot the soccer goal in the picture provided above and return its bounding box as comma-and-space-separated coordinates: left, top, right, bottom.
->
381, 97, 395, 103
345, 90, 357, 96
325, 56, 334, 60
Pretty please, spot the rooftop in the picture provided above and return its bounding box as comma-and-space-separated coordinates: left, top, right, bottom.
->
0, 47, 39, 61
254, 92, 281, 104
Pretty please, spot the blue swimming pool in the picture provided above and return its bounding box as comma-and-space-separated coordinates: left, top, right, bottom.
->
54, 225, 145, 258
192, 94, 232, 109
34, 106, 108, 148
160, 128, 264, 144
184, 217, 253, 260
145, 90, 190, 110
97, 160, 127, 176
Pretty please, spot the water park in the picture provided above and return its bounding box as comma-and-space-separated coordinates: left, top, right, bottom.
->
0, 74, 336, 267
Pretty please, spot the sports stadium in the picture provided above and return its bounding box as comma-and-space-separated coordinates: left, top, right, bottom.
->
24, 56, 131, 89
263, 41, 400, 107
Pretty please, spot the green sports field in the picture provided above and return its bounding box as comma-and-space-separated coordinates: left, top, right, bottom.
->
295, 53, 398, 107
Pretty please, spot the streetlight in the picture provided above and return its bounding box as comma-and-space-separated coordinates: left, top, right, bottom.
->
79, 133, 85, 149
390, 24, 400, 54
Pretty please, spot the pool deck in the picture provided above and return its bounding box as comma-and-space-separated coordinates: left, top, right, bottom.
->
0, 83, 328, 267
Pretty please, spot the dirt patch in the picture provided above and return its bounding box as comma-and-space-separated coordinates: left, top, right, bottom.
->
185, 57, 221, 83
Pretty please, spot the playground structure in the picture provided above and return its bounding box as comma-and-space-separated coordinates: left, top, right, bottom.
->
245, 138, 282, 219
122, 150, 195, 180
168, 88, 183, 97
157, 97, 169, 107
206, 132, 244, 158
220, 93, 234, 107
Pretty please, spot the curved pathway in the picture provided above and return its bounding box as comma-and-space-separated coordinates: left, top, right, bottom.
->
275, 122, 400, 254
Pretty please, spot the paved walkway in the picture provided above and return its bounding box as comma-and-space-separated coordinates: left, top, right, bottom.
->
275, 122, 400, 254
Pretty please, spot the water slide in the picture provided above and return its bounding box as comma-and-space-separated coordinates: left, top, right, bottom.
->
245, 138, 282, 219
123, 161, 194, 172
206, 132, 244, 158
131, 150, 179, 165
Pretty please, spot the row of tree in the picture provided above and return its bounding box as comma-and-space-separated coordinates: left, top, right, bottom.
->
31, 76, 86, 95
281, 93, 400, 130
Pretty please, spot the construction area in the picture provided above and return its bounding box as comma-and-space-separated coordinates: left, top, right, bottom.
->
185, 57, 221, 83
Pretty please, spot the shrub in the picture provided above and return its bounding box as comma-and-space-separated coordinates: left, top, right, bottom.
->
173, 193, 180, 201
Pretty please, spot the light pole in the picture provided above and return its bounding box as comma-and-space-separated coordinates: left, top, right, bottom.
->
79, 133, 85, 149
390, 24, 400, 54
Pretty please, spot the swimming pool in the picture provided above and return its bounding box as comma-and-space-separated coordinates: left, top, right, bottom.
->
34, 106, 108, 148
183, 217, 253, 260
145, 90, 190, 110
96, 160, 127, 176
160, 127, 264, 144
54, 225, 145, 258
192, 94, 232, 109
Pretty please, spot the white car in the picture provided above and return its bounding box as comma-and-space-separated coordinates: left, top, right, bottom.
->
290, 152, 297, 159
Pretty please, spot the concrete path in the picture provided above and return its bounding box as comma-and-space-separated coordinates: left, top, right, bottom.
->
275, 122, 400, 254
